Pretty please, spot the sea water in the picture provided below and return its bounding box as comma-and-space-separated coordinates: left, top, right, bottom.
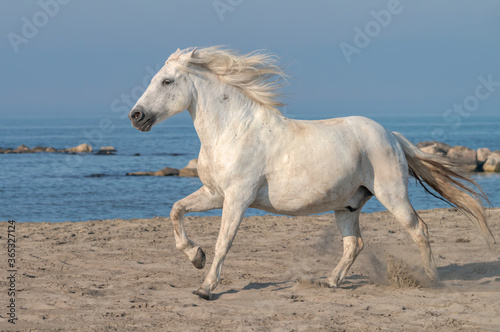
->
1, 113, 499, 222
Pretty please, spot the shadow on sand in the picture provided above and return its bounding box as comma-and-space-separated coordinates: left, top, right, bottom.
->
438, 259, 500, 281
211, 281, 292, 300
212, 275, 373, 299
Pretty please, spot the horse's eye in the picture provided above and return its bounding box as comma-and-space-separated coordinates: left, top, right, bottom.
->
162, 79, 173, 86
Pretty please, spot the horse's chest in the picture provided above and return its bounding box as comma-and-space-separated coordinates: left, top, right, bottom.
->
195, 153, 232, 193
196, 156, 218, 188
197, 146, 264, 193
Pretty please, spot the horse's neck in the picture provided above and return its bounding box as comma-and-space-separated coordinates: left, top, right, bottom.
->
188, 76, 270, 149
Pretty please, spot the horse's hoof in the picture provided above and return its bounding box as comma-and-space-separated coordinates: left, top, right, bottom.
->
326, 277, 340, 288
426, 271, 439, 283
192, 247, 206, 269
193, 287, 211, 300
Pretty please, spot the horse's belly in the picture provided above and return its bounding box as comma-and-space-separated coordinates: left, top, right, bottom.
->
250, 177, 358, 216
250, 197, 339, 216
250, 132, 363, 215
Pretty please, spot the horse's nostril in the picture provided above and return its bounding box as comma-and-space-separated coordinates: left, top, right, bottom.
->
132, 111, 142, 120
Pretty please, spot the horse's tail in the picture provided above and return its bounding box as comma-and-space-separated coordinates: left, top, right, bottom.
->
392, 132, 494, 245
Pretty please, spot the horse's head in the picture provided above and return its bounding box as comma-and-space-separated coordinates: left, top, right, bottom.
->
129, 48, 196, 132
129, 46, 286, 131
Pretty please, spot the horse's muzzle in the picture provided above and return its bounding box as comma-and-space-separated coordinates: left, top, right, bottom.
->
129, 106, 155, 132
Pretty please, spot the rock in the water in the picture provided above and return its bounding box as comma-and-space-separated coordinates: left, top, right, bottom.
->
178, 159, 199, 177
153, 167, 180, 176
96, 146, 117, 155
14, 145, 30, 153
417, 141, 451, 155
65, 143, 92, 153
126, 163, 199, 177
127, 167, 180, 176
31, 146, 47, 153
126, 171, 154, 176
419, 144, 447, 156
477, 148, 492, 164
184, 159, 198, 169
6, 145, 59, 153
179, 168, 198, 177
446, 146, 477, 171
483, 151, 500, 172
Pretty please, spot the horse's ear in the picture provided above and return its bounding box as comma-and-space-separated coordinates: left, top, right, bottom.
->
190, 47, 197, 58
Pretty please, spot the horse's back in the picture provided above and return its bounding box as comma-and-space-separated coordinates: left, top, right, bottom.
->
284, 115, 402, 161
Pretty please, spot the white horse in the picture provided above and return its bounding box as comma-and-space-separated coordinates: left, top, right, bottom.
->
129, 46, 493, 300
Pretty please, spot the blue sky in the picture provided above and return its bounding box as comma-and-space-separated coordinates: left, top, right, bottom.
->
1, 0, 499, 120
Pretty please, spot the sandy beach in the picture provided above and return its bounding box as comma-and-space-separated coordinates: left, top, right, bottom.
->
1, 208, 499, 331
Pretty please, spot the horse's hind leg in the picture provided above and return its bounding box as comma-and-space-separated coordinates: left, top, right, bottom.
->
375, 190, 438, 282
327, 209, 364, 287
171, 186, 223, 269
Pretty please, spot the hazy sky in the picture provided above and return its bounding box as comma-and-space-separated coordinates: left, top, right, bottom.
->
1, 0, 499, 120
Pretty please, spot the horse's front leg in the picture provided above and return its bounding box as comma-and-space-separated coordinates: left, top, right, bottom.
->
171, 186, 223, 269
193, 193, 251, 300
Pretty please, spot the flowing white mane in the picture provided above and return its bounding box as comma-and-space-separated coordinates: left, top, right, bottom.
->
167, 46, 287, 113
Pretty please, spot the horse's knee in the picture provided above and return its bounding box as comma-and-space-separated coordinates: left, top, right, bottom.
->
170, 201, 185, 220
